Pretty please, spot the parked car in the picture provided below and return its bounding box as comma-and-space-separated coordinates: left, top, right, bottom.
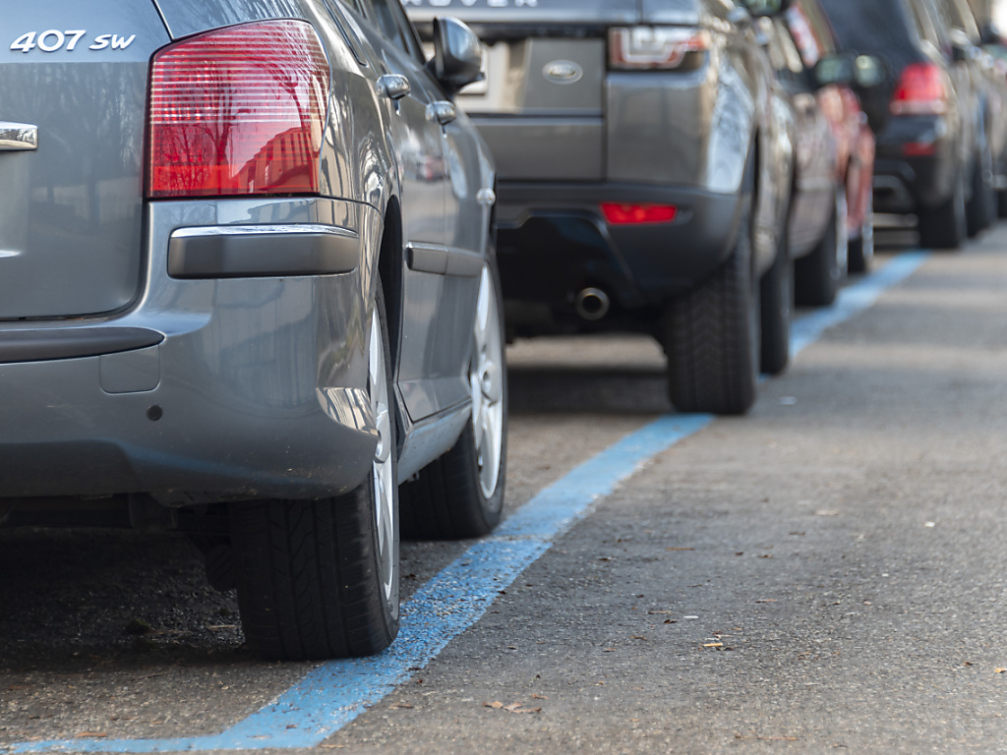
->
0, 0, 506, 661
758, 0, 879, 295
407, 0, 795, 415
820, 0, 995, 248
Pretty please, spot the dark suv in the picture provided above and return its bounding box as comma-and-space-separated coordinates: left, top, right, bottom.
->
820, 0, 997, 248
407, 0, 795, 415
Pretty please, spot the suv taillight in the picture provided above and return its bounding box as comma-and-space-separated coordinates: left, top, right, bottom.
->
889, 62, 949, 116
609, 27, 710, 71
147, 20, 330, 199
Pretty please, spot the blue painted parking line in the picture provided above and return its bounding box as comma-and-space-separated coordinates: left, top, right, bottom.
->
5, 250, 930, 754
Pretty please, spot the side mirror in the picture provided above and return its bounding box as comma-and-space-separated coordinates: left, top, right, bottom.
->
814, 54, 854, 88
980, 21, 1001, 46
950, 28, 975, 63
428, 17, 485, 94
853, 54, 885, 89
740, 0, 792, 17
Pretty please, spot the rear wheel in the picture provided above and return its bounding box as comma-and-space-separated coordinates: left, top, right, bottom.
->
230, 285, 399, 661
663, 199, 759, 415
759, 219, 792, 377
400, 263, 507, 540
966, 147, 995, 238
918, 171, 966, 250
794, 188, 846, 307
848, 192, 874, 274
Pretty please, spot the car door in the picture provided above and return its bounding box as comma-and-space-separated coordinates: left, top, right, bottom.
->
349, 0, 477, 423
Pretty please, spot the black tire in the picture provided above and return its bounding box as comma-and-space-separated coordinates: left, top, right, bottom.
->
966, 148, 995, 238
997, 187, 1007, 219
759, 221, 792, 377
401, 263, 507, 540
230, 284, 399, 661
918, 171, 966, 250
794, 188, 845, 307
847, 193, 874, 274
663, 199, 759, 415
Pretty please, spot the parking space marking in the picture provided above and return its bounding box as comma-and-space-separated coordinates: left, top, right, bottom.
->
5, 250, 930, 754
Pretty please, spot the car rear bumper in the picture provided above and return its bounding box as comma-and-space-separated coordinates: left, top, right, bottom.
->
496, 181, 744, 322
0, 197, 381, 503
872, 115, 959, 214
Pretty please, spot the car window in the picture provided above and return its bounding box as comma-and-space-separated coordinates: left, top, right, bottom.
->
906, 0, 941, 47
772, 18, 810, 77
785, 4, 825, 66
362, 0, 426, 66
795, 0, 839, 56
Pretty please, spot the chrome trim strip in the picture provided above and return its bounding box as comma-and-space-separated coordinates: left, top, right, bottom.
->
0, 122, 38, 152
407, 244, 484, 278
170, 224, 359, 239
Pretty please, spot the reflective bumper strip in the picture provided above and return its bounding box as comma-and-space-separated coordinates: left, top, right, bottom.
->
168, 224, 360, 279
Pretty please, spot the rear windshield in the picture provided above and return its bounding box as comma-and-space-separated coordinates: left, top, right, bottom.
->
818, 0, 917, 55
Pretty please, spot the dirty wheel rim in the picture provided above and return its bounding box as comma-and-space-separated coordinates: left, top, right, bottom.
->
369, 308, 397, 620
470, 266, 504, 500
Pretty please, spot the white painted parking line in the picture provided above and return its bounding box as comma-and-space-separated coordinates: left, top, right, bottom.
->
5, 251, 930, 754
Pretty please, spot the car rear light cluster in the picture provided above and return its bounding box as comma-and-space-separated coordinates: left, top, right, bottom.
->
601, 203, 678, 225
609, 27, 710, 71
889, 62, 949, 117
147, 20, 330, 199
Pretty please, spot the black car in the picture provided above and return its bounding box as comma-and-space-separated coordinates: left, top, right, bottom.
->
820, 0, 996, 248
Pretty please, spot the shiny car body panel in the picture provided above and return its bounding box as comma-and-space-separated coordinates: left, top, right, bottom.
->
0, 0, 496, 504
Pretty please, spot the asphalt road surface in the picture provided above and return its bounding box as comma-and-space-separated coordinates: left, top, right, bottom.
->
3, 228, 1007, 754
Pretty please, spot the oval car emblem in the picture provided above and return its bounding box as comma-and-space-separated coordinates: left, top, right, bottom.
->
543, 60, 583, 85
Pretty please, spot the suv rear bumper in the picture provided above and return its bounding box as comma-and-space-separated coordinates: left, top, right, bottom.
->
496, 181, 744, 323
873, 115, 960, 214
0, 198, 380, 503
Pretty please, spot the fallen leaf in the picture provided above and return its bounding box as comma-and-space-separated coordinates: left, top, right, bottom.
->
666, 547, 694, 552
483, 701, 504, 709
503, 703, 522, 712
758, 554, 773, 559
531, 694, 548, 700
963, 661, 973, 667
756, 599, 777, 604
603, 648, 616, 652
663, 619, 676, 624
631, 636, 647, 641
996, 668, 1006, 674
75, 733, 108, 739
390, 703, 414, 709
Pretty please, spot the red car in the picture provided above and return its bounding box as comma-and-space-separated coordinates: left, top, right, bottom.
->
760, 0, 879, 306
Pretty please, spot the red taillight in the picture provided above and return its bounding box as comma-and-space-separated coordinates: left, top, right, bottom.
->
890, 62, 949, 116
609, 27, 710, 71
601, 203, 678, 225
147, 20, 330, 199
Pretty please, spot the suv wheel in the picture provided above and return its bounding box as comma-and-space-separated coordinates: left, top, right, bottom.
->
230, 283, 399, 661
918, 170, 966, 250
663, 199, 759, 415
966, 146, 995, 238
795, 187, 846, 307
400, 262, 507, 539
848, 191, 874, 274
759, 210, 792, 377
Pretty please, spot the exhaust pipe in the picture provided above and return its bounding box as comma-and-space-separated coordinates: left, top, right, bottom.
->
574, 287, 611, 321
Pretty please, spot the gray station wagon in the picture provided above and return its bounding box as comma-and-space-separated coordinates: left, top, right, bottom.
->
0, 0, 505, 661
408, 0, 796, 415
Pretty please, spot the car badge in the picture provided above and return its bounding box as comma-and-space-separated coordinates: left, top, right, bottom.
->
543, 60, 583, 85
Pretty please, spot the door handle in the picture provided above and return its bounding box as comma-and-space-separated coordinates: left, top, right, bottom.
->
378, 74, 411, 100
431, 101, 456, 126
0, 122, 38, 152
